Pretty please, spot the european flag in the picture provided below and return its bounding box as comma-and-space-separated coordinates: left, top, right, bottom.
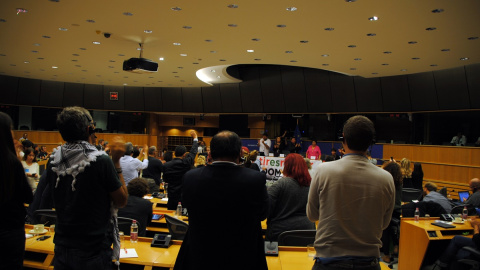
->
294, 123, 302, 144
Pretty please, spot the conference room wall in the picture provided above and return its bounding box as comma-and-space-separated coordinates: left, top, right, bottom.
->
1, 63, 480, 113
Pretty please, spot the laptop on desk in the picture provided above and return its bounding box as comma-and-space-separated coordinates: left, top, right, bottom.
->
458, 191, 470, 203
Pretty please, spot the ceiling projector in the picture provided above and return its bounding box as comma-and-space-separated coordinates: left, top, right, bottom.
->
123, 58, 158, 73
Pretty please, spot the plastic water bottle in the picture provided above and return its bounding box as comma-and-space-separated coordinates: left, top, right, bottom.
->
414, 207, 420, 222
176, 202, 183, 218
462, 206, 468, 220
130, 220, 138, 243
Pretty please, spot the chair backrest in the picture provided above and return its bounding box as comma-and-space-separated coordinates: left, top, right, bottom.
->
164, 214, 189, 240
117, 217, 140, 236
450, 204, 477, 215
277, 230, 316, 247
438, 187, 448, 198
402, 188, 423, 203
33, 209, 57, 226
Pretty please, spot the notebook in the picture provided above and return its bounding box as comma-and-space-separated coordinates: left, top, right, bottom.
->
458, 191, 470, 203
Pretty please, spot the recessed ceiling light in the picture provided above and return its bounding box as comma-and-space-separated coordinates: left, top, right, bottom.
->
71, 59, 78, 62
368, 16, 379, 21
171, 7, 182, 11
173, 42, 181, 46
254, 58, 261, 61
10, 64, 16, 66
372, 72, 378, 75
79, 48, 87, 50
322, 64, 329, 66
300, 40, 309, 43
408, 41, 418, 44
217, 76, 221, 79
25, 71, 30, 73
366, 33, 376, 36
118, 54, 125, 56
290, 60, 297, 62
277, 24, 287, 28
75, 65, 81, 67
252, 38, 260, 41
59, 27, 68, 31
33, 43, 41, 46
441, 49, 450, 52
432, 9, 444, 13
321, 54, 329, 57
430, 64, 438, 67
42, 35, 51, 39
31, 50, 38, 53
210, 51, 217, 53
182, 26, 192, 29
247, 49, 254, 52
24, 61, 30, 64
0, 19, 6, 22
180, 54, 187, 56
144, 30, 153, 34
286, 7, 297, 11
210, 70, 216, 73
381, 63, 389, 66
124, 83, 128, 85
0, 54, 5, 56
412, 57, 420, 60
426, 27, 437, 31
108, 66, 114, 68
348, 45, 357, 48
82, 70, 88, 72
178, 67, 183, 69
37, 57, 44, 60
219, 59, 226, 61
136, 47, 142, 51
92, 41, 101, 45
86, 19, 95, 23
350, 68, 357, 70
468, 37, 479, 40
460, 57, 469, 60
16, 8, 28, 14
324, 28, 335, 31
109, 60, 115, 62
383, 51, 392, 54
354, 58, 362, 61
345, 0, 357, 2
49, 0, 60, 2
285, 51, 293, 53
205, 39, 213, 42
228, 24, 238, 27
123, 12, 133, 16
192, 62, 199, 64
227, 4, 238, 8
52, 66, 58, 69
401, 69, 407, 71
159, 57, 164, 61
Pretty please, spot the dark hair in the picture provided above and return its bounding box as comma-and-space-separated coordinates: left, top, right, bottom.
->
175, 145, 187, 158
148, 146, 156, 155
56, 106, 91, 142
331, 148, 337, 152
127, 178, 149, 197
325, 156, 335, 162
0, 112, 21, 202
22, 139, 34, 149
424, 182, 438, 192
132, 146, 140, 158
283, 153, 311, 187
125, 142, 134, 155
23, 147, 36, 162
343, 115, 375, 151
382, 161, 403, 187
412, 162, 423, 178
164, 151, 173, 162
211, 130, 242, 161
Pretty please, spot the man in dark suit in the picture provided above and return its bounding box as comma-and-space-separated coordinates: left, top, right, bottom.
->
163, 131, 198, 210
174, 131, 269, 270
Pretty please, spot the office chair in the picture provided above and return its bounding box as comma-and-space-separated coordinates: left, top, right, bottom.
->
457, 246, 480, 270
450, 204, 477, 215
277, 230, 316, 247
33, 209, 57, 226
401, 188, 423, 203
438, 187, 448, 198
117, 217, 141, 236
164, 214, 189, 240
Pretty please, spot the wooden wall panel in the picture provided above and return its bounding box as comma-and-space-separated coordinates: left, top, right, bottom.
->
0, 75, 19, 104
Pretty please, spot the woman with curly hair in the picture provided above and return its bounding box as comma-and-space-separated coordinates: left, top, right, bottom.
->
400, 158, 413, 188
266, 153, 315, 241
118, 178, 153, 236
244, 150, 261, 171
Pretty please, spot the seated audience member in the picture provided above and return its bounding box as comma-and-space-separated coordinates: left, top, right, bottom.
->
381, 161, 403, 263
412, 162, 424, 190
306, 140, 321, 160
266, 153, 315, 241
22, 147, 39, 192
465, 178, 480, 207
423, 182, 452, 213
37, 145, 49, 160
401, 158, 413, 189
244, 150, 261, 171
330, 148, 340, 161
434, 218, 480, 269
96, 138, 104, 151
286, 137, 302, 154
451, 132, 467, 146
195, 155, 206, 168
120, 142, 149, 185
118, 178, 153, 237
19, 132, 28, 142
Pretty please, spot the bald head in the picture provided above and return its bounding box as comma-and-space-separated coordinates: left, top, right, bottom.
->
470, 178, 480, 192
210, 130, 242, 162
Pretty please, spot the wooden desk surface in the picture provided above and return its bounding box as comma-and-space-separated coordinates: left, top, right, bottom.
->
24, 225, 55, 270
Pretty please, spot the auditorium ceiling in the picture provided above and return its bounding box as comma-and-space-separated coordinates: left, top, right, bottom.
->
0, 0, 479, 88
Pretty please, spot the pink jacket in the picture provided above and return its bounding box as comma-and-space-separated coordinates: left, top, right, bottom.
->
306, 145, 321, 160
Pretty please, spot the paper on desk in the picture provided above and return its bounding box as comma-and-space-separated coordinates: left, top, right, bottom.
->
26, 234, 34, 239
120, 248, 138, 258
143, 196, 153, 199
161, 198, 168, 201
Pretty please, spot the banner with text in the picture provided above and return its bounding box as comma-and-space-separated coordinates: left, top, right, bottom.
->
257, 156, 322, 180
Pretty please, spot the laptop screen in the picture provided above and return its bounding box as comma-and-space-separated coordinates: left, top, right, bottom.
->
458, 191, 470, 202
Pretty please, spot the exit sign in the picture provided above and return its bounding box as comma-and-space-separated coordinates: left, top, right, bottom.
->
110, 92, 118, 100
